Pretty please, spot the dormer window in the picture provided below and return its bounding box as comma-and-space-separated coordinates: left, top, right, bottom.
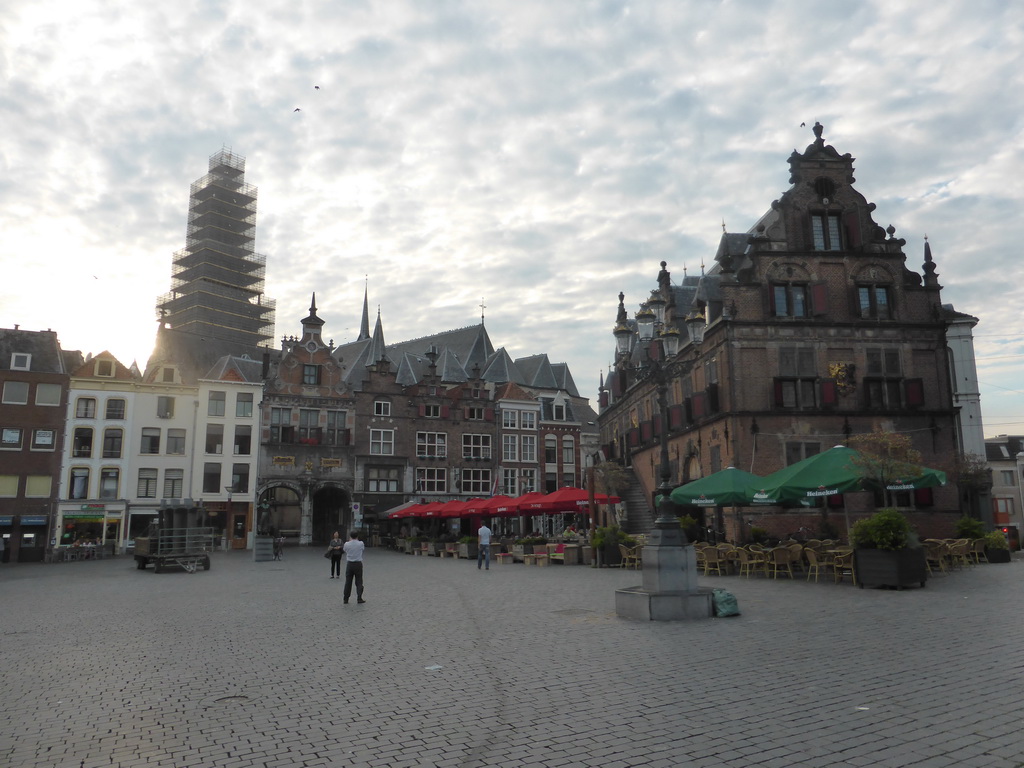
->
10, 353, 31, 371
811, 213, 842, 251
161, 367, 175, 383
303, 364, 322, 385
95, 359, 114, 377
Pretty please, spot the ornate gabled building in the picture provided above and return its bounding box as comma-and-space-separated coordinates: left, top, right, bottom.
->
260, 295, 596, 544
599, 123, 969, 539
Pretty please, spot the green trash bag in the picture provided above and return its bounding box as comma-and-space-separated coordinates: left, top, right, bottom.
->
712, 588, 740, 617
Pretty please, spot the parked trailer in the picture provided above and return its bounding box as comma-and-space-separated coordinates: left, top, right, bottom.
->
134, 527, 215, 573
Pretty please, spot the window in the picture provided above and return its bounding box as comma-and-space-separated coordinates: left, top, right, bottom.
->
203, 463, 221, 494
811, 212, 842, 251
503, 410, 519, 429
521, 434, 537, 462
771, 283, 808, 317
157, 396, 175, 419
141, 428, 160, 454
0, 475, 17, 497
161, 367, 176, 383
462, 434, 491, 459
36, 383, 62, 406
858, 285, 892, 320
1000, 470, 1016, 487
865, 348, 903, 409
786, 442, 820, 466
231, 463, 249, 494
102, 428, 123, 459
24, 475, 50, 498
544, 435, 557, 463
137, 469, 158, 498
208, 391, 226, 417
10, 353, 30, 370
32, 429, 55, 450
374, 400, 391, 417
302, 365, 322, 385
205, 424, 224, 454
270, 408, 293, 443
552, 404, 566, 421
367, 467, 400, 493
1, 427, 21, 450
75, 396, 96, 417
423, 404, 441, 418
467, 406, 485, 420
69, 468, 89, 499
417, 432, 447, 458
325, 410, 347, 445
520, 468, 537, 493
2, 381, 29, 404
502, 468, 518, 496
95, 359, 114, 377
520, 411, 536, 430
234, 425, 251, 455
503, 434, 518, 462
236, 392, 253, 418
545, 472, 558, 492
461, 469, 491, 495
166, 429, 185, 455
416, 467, 446, 493
299, 409, 320, 443
105, 398, 126, 419
775, 347, 818, 409
99, 468, 119, 499
73, 427, 93, 457
562, 436, 575, 465
163, 469, 183, 499
370, 429, 394, 455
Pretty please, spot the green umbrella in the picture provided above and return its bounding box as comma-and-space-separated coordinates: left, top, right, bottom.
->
876, 466, 947, 492
670, 467, 775, 507
756, 445, 866, 504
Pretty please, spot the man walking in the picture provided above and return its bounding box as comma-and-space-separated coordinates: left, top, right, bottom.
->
477, 519, 492, 570
343, 531, 366, 604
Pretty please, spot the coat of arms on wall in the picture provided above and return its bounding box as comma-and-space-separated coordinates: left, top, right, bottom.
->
828, 362, 856, 395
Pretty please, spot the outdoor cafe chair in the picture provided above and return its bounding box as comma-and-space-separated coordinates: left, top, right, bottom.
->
736, 547, 765, 578
767, 547, 794, 579
833, 551, 856, 585
786, 543, 806, 574
924, 541, 948, 575
702, 546, 724, 576
619, 544, 641, 570
804, 548, 829, 582
970, 538, 988, 564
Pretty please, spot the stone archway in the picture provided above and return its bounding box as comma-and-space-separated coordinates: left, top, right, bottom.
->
311, 485, 350, 545
257, 484, 302, 538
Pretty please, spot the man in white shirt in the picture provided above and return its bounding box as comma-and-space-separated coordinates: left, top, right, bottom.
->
343, 531, 366, 604
477, 520, 492, 570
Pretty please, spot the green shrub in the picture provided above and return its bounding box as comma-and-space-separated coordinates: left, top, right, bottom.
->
983, 530, 1009, 550
955, 516, 985, 539
591, 525, 633, 548
749, 526, 768, 543
850, 508, 912, 551
458, 536, 475, 544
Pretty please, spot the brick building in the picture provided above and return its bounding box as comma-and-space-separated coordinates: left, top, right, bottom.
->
599, 123, 968, 540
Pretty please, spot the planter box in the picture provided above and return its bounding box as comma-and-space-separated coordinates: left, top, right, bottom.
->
511, 544, 525, 563
581, 545, 594, 566
597, 544, 622, 568
854, 547, 928, 589
425, 542, 444, 557
458, 542, 479, 559
985, 548, 1011, 563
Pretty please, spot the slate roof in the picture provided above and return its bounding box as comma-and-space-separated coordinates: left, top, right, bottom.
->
0, 328, 67, 373
202, 354, 264, 383
147, 325, 273, 385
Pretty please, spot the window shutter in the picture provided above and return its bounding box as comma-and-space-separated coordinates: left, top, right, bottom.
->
827, 492, 844, 508
599, 390, 609, 408
773, 379, 785, 407
811, 282, 829, 316
767, 285, 777, 316
652, 417, 662, 437
904, 378, 924, 407
463, 407, 470, 420
640, 420, 653, 443
441, 405, 450, 419
668, 404, 684, 429
914, 488, 934, 507
485, 408, 495, 422
418, 404, 425, 417
844, 211, 862, 248
820, 379, 838, 408
627, 428, 640, 447
707, 383, 719, 413
691, 392, 707, 419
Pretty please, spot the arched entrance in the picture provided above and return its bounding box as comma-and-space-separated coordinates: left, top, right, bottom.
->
258, 485, 302, 539
311, 485, 350, 545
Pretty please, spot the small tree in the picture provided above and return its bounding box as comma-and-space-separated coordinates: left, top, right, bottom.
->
590, 461, 634, 529
949, 453, 991, 520
848, 428, 923, 508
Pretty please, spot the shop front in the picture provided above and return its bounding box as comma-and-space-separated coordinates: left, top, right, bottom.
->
1, 514, 50, 563
56, 502, 126, 556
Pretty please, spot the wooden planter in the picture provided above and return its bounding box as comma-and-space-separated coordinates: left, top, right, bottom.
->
985, 548, 1011, 563
511, 544, 525, 562
854, 547, 928, 589
425, 542, 444, 557
458, 542, 479, 559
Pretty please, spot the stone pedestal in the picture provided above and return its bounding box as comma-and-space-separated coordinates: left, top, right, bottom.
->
615, 528, 713, 621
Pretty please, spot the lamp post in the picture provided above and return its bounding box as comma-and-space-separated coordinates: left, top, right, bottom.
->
614, 299, 713, 621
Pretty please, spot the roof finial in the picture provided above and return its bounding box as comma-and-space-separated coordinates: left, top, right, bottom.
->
480, 297, 486, 325
310, 292, 317, 314
813, 121, 824, 141
721, 218, 726, 233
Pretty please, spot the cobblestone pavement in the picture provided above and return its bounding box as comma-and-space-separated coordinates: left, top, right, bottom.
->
1, 547, 1022, 768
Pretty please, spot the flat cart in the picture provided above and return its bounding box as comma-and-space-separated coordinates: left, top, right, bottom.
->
134, 527, 215, 573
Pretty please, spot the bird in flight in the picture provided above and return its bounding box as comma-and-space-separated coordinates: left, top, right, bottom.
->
294, 108, 301, 112
314, 85, 320, 90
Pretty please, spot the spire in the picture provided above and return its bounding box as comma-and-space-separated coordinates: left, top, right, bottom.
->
358, 281, 370, 341
922, 235, 939, 287
368, 307, 387, 364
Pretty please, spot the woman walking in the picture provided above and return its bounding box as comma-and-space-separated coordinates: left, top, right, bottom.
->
328, 531, 344, 578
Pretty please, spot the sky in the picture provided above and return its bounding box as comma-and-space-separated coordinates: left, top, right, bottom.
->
2, 0, 1023, 437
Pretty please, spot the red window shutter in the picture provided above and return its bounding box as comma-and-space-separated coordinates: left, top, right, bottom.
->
640, 420, 653, 443
691, 392, 707, 419
773, 379, 785, 407
767, 285, 777, 316
811, 282, 829, 316
599, 391, 609, 408
820, 379, 838, 408
652, 418, 662, 437
440, 405, 450, 418
627, 428, 640, 447
418, 404, 425, 417
914, 488, 933, 507
904, 378, 924, 407
827, 492, 844, 508
668, 405, 684, 429
844, 212, 862, 248
485, 408, 495, 422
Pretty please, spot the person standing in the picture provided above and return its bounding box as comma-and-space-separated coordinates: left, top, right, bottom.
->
327, 531, 344, 579
477, 519, 492, 570
343, 531, 366, 604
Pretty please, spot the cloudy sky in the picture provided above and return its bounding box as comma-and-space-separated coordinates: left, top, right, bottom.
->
3, 0, 1023, 437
